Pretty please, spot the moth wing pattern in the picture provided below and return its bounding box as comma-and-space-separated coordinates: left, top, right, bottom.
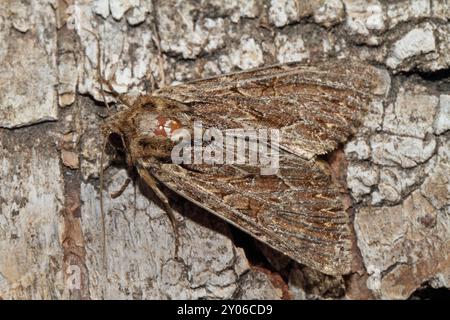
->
144, 151, 351, 276
109, 59, 381, 275
154, 59, 380, 160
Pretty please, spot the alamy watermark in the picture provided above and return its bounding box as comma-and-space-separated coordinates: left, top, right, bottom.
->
170, 122, 280, 175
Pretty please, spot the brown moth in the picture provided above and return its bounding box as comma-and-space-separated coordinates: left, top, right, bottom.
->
101, 59, 380, 276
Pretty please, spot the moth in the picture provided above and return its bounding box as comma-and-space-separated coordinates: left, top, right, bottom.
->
101, 59, 380, 276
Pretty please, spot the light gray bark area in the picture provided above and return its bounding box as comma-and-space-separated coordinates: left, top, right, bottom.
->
0, 0, 449, 299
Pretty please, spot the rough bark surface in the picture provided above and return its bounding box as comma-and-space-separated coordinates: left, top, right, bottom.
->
0, 0, 449, 299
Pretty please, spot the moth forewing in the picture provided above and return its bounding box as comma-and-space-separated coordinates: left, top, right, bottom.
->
147, 153, 353, 276
104, 59, 381, 276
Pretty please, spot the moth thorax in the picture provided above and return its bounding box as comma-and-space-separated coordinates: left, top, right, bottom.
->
153, 116, 183, 138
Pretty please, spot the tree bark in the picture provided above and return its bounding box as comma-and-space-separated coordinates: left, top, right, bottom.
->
0, 0, 449, 299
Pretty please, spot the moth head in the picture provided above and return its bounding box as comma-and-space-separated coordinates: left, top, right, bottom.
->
101, 97, 190, 164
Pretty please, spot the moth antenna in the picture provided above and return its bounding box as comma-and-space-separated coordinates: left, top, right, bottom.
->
83, 27, 110, 288
82, 28, 111, 112
147, 64, 157, 92
133, 178, 138, 218
83, 28, 133, 109
105, 39, 133, 107
99, 136, 108, 285
150, 0, 166, 88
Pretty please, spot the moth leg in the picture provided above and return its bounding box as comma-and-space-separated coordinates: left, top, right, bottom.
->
110, 178, 131, 199
137, 168, 180, 257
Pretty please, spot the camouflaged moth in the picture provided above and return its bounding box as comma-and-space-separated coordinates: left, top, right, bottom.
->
100, 59, 380, 276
